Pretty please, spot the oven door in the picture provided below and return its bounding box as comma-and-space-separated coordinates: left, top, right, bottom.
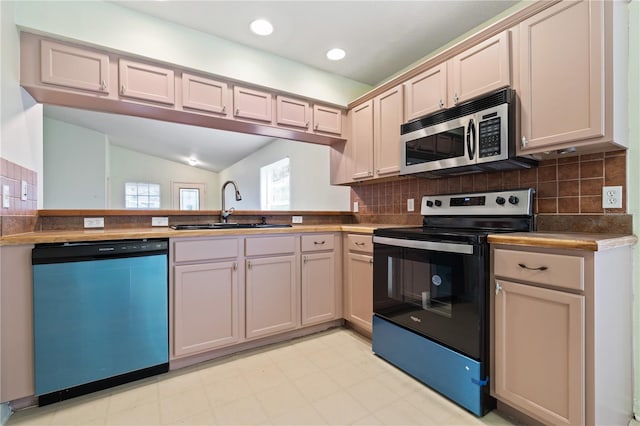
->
400, 113, 476, 175
373, 236, 486, 360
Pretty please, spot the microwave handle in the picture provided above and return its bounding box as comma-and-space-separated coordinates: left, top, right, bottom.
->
466, 119, 476, 160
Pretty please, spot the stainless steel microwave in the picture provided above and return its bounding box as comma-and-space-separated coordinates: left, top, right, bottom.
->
400, 89, 537, 177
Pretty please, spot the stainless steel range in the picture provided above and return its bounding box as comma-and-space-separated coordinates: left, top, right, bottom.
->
372, 188, 534, 416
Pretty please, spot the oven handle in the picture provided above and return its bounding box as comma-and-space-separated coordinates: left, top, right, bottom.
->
373, 236, 474, 255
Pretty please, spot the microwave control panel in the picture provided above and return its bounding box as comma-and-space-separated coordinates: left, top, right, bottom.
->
478, 117, 501, 158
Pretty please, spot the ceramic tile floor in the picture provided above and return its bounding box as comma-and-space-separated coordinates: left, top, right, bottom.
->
7, 328, 517, 426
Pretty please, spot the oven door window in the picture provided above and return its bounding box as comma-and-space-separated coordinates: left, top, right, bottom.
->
373, 243, 485, 360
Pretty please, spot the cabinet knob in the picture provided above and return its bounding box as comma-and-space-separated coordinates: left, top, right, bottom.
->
303, 256, 308, 264
121, 84, 126, 94
235, 108, 240, 116
222, 105, 226, 113
247, 261, 251, 270
306, 121, 310, 128
314, 123, 319, 130
495, 282, 502, 295
233, 262, 237, 271
369, 258, 374, 265
100, 80, 107, 91
521, 136, 528, 148
439, 99, 444, 109
453, 93, 459, 104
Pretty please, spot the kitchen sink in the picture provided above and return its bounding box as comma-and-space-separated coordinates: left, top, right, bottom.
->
170, 223, 292, 230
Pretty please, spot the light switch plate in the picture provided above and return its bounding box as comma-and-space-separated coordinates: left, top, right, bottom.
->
292, 215, 303, 224
407, 198, 415, 212
2, 185, 9, 208
353, 201, 359, 213
152, 217, 169, 227
21, 180, 28, 201
84, 217, 105, 228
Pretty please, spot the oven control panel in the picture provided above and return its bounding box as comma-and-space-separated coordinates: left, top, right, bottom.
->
421, 189, 533, 216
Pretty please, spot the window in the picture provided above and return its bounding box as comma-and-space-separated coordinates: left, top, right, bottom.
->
260, 157, 290, 210
125, 182, 160, 209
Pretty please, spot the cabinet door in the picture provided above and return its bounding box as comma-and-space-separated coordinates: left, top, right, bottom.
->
276, 96, 310, 129
233, 86, 272, 122
40, 40, 109, 94
351, 100, 374, 180
301, 252, 336, 326
245, 255, 298, 339
182, 72, 229, 115
518, 0, 604, 151
374, 85, 403, 177
345, 252, 373, 332
404, 63, 447, 121
494, 279, 585, 426
313, 104, 343, 135
173, 261, 239, 357
119, 59, 175, 105
448, 31, 510, 105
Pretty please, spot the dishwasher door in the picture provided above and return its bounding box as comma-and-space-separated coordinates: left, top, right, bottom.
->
32, 239, 169, 405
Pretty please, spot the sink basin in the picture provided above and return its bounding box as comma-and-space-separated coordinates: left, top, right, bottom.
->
170, 223, 292, 230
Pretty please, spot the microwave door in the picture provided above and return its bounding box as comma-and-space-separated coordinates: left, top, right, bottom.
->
401, 114, 474, 174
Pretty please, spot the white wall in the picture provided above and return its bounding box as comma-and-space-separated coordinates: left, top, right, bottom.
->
220, 139, 350, 211
109, 145, 219, 210
13, 1, 371, 107
1, 0, 43, 206
43, 118, 108, 209
628, 1, 640, 419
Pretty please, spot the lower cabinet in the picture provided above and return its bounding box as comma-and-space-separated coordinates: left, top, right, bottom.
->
491, 243, 634, 426
343, 234, 374, 334
173, 261, 240, 356
245, 254, 298, 339
301, 233, 340, 326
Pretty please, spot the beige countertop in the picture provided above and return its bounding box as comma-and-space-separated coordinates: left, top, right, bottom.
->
0, 223, 395, 245
488, 232, 638, 251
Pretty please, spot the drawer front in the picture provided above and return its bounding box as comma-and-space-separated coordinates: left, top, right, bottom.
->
347, 234, 373, 254
301, 234, 335, 252
245, 235, 296, 256
494, 249, 584, 291
174, 238, 239, 263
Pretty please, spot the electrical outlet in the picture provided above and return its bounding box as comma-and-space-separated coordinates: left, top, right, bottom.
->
602, 186, 623, 209
84, 217, 105, 228
292, 215, 303, 224
407, 198, 415, 212
152, 217, 169, 227
353, 201, 359, 213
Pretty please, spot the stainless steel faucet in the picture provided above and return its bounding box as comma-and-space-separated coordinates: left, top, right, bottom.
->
221, 180, 242, 223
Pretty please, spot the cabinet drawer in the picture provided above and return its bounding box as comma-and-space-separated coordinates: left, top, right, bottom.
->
245, 235, 296, 256
347, 234, 373, 254
301, 234, 335, 252
494, 249, 584, 291
174, 238, 239, 263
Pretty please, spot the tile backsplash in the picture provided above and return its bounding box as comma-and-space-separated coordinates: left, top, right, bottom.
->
1, 158, 38, 235
351, 150, 628, 229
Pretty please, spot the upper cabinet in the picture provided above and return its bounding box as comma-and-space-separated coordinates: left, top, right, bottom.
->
404, 63, 447, 122
40, 39, 110, 94
313, 105, 343, 135
233, 85, 272, 122
517, 0, 627, 154
448, 32, 510, 106
404, 31, 511, 122
276, 96, 310, 130
350, 100, 374, 180
21, 32, 346, 146
181, 72, 229, 116
119, 59, 175, 105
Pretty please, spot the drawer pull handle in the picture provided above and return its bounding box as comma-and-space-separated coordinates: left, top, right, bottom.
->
314, 241, 325, 245
518, 263, 548, 271
355, 242, 365, 246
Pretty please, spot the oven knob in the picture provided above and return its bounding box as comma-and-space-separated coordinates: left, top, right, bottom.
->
426, 200, 434, 207
508, 195, 519, 205
434, 200, 442, 207
495, 196, 506, 205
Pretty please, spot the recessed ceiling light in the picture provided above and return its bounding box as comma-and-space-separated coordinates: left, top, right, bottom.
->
187, 158, 199, 166
326, 48, 346, 61
250, 19, 274, 36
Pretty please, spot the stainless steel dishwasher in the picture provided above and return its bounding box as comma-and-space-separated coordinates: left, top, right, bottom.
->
32, 239, 169, 406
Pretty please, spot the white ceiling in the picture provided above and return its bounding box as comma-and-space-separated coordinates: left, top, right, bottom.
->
44, 1, 520, 172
